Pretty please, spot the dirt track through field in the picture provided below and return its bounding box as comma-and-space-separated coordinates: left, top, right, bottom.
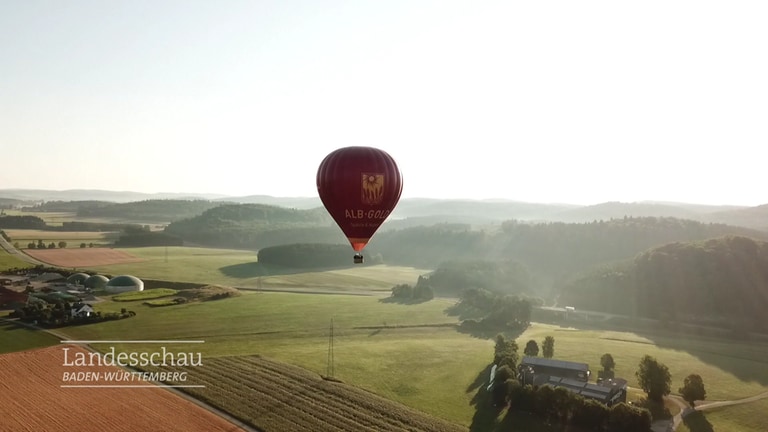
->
0, 345, 246, 432
23, 248, 145, 267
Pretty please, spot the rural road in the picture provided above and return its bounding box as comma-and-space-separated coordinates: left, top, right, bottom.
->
670, 391, 768, 430
0, 234, 48, 266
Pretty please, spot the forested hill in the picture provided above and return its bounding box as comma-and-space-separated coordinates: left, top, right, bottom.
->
557, 235, 768, 332
371, 217, 768, 290
76, 199, 230, 222
164, 203, 343, 248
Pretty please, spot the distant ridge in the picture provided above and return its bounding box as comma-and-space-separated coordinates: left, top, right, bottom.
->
0, 189, 229, 203
1, 189, 765, 232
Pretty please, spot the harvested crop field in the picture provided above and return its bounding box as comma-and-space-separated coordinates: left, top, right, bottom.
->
24, 248, 145, 267
0, 345, 246, 432
148, 354, 466, 432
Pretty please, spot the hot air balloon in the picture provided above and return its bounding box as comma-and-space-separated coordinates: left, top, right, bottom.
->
317, 146, 403, 264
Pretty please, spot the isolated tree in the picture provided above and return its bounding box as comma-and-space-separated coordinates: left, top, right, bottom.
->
601, 353, 615, 371
542, 336, 555, 358
524, 339, 539, 356
48, 242, 56, 249
13, 242, 19, 249
635, 355, 671, 402
413, 284, 434, 300
494, 334, 519, 369
88, 242, 94, 248
679, 374, 706, 407
80, 243, 86, 248
37, 239, 44, 248
28, 242, 36, 249
58, 241, 67, 249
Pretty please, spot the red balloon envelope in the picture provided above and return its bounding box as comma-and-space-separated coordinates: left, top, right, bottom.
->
317, 146, 403, 255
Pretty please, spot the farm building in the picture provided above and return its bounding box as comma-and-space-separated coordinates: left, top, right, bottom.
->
533, 375, 628, 406
0, 286, 27, 307
32, 272, 64, 282
66, 273, 91, 286
84, 274, 109, 290
105, 275, 144, 294
518, 356, 591, 382
70, 303, 95, 318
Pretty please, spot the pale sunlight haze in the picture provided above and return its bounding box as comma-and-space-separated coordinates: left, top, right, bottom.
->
1, 0, 766, 206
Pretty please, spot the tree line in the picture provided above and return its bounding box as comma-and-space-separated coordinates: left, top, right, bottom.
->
559, 235, 768, 332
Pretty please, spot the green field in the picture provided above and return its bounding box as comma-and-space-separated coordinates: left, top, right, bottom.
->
677, 398, 768, 432
78, 246, 430, 289
0, 249, 32, 269
0, 320, 59, 354
52, 291, 768, 428
112, 288, 178, 301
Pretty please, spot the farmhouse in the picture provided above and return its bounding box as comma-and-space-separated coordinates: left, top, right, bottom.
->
519, 356, 591, 382
70, 303, 94, 318
535, 375, 628, 406
0, 285, 27, 307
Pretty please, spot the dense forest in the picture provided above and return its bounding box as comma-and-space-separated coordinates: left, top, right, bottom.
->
558, 235, 768, 332
372, 217, 768, 290
76, 199, 229, 222
258, 243, 382, 268
164, 204, 342, 248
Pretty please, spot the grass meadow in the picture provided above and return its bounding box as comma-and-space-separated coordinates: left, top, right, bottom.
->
53, 291, 768, 429
78, 246, 430, 289
0, 320, 60, 354
0, 250, 32, 269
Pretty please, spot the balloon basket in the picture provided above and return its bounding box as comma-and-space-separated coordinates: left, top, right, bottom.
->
353, 254, 364, 264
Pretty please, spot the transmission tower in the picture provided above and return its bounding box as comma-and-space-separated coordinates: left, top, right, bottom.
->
326, 318, 335, 377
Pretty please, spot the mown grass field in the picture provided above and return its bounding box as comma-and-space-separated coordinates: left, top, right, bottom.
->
77, 246, 430, 289
52, 291, 768, 429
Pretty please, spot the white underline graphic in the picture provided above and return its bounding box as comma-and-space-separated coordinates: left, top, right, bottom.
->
61, 385, 206, 388
61, 340, 205, 344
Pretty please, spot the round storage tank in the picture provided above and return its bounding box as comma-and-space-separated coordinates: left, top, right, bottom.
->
84, 274, 110, 290
105, 275, 145, 294
67, 273, 91, 286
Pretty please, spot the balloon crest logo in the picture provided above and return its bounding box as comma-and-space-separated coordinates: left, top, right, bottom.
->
361, 173, 385, 205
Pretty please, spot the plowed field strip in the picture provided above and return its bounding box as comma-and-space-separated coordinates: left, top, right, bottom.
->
181, 360, 377, 431
214, 357, 406, 430
142, 355, 465, 432
225, 356, 442, 430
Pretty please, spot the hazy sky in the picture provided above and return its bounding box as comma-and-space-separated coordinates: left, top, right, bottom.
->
1, 1, 766, 206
